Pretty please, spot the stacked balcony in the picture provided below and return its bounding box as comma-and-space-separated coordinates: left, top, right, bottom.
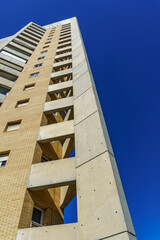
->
0, 23, 46, 106
16, 22, 77, 239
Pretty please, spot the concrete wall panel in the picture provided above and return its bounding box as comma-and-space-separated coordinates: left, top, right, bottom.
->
53, 59, 72, 68
55, 52, 72, 60
75, 111, 113, 167
0, 76, 14, 89
16, 223, 78, 240
74, 87, 102, 125
27, 157, 76, 190
48, 80, 72, 94
51, 68, 72, 79
73, 71, 92, 99
76, 152, 135, 239
37, 120, 74, 143
73, 60, 88, 82
44, 97, 73, 114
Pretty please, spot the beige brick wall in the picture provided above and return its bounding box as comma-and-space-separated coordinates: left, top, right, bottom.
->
0, 26, 61, 240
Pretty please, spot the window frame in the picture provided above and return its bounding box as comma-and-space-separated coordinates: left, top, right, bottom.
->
0, 151, 10, 167
37, 56, 45, 60
16, 99, 29, 108
31, 206, 43, 227
40, 50, 47, 54
34, 63, 43, 68
24, 83, 35, 91
29, 72, 39, 78
5, 120, 21, 132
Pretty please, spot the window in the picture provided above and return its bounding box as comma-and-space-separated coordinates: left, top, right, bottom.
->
31, 207, 43, 227
40, 50, 47, 54
45, 41, 51, 45
5, 120, 21, 132
43, 45, 49, 49
24, 83, 35, 91
0, 86, 9, 95
0, 152, 10, 166
41, 155, 49, 162
16, 99, 29, 108
34, 63, 43, 68
38, 56, 45, 60
29, 72, 39, 78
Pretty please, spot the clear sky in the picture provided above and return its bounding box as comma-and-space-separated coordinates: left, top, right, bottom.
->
1, 0, 160, 239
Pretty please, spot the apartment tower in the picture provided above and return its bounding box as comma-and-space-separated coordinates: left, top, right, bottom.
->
0, 17, 136, 240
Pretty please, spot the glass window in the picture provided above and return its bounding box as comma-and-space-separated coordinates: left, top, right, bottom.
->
38, 56, 45, 60
34, 63, 42, 68
31, 207, 43, 227
40, 50, 47, 54
0, 152, 9, 166
29, 72, 39, 78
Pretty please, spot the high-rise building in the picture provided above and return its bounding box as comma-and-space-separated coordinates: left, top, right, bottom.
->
0, 17, 136, 240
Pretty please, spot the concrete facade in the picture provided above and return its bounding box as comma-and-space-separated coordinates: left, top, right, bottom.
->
0, 17, 136, 240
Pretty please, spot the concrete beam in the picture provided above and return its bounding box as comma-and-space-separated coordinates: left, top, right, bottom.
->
29, 25, 44, 34
9, 41, 33, 55
0, 59, 22, 72
3, 46, 29, 60
24, 29, 42, 39
14, 38, 36, 50
56, 46, 72, 54
48, 80, 73, 94
54, 52, 72, 61
59, 34, 71, 41
60, 31, 71, 37
44, 97, 73, 114
0, 93, 6, 104
28, 26, 43, 36
20, 32, 40, 43
51, 68, 72, 79
0, 76, 14, 89
58, 37, 71, 44
60, 184, 76, 209
57, 41, 71, 49
30, 24, 45, 34
0, 64, 20, 77
16, 223, 77, 240
53, 59, 72, 68
61, 29, 71, 34
0, 53, 25, 68
37, 120, 74, 143
27, 157, 76, 190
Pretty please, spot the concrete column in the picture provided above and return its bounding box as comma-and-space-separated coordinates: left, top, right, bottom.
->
71, 17, 137, 240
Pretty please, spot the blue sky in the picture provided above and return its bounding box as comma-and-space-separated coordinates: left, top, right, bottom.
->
1, 0, 160, 239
